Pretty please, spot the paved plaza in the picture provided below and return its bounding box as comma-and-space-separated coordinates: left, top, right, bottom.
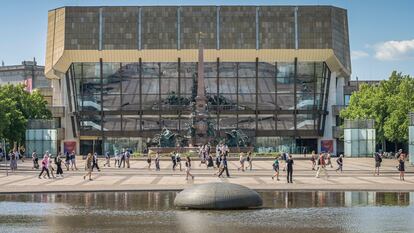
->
0, 157, 412, 193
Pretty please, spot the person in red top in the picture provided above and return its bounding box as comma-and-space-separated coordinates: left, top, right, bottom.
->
315, 153, 329, 179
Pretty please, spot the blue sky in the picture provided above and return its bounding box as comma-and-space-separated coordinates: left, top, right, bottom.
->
0, 0, 413, 80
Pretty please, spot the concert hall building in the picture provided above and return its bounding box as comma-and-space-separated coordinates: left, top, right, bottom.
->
44, 5, 351, 155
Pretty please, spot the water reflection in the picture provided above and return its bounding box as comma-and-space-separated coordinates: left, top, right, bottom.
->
0, 191, 413, 233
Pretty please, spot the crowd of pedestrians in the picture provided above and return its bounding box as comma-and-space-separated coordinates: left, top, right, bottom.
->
0, 144, 410, 184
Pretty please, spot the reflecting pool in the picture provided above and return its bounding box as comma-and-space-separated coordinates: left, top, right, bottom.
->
0, 191, 413, 233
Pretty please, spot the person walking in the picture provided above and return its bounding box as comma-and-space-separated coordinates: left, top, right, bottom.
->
398, 154, 405, 181
175, 152, 182, 171
48, 154, 56, 179
374, 151, 382, 176
146, 153, 152, 169
64, 151, 70, 171
217, 155, 230, 178
171, 152, 177, 171
238, 152, 245, 172
316, 153, 328, 179
104, 151, 111, 167
286, 155, 294, 183
185, 156, 194, 180
10, 150, 17, 172
125, 149, 131, 168
335, 154, 344, 173
336, 154, 344, 173
38, 154, 51, 179
83, 153, 93, 181
245, 151, 253, 171
271, 156, 280, 181
91, 152, 101, 172
55, 153, 64, 178
32, 150, 39, 169
282, 152, 289, 172
70, 151, 78, 171
155, 152, 160, 171
326, 152, 333, 168
119, 149, 126, 168
114, 150, 120, 167
310, 151, 317, 171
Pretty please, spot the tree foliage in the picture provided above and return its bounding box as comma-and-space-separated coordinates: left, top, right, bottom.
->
0, 84, 51, 144
340, 71, 414, 144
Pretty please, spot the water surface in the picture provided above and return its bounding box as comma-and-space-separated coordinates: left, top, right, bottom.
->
0, 191, 413, 233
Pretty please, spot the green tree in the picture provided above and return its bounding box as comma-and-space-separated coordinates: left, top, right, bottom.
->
340, 71, 414, 149
0, 84, 51, 145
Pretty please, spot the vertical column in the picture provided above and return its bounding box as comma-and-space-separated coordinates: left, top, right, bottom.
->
255, 58, 259, 133
294, 58, 298, 134
294, 6, 299, 50
216, 58, 220, 133
100, 58, 105, 154
236, 62, 239, 129
255, 7, 260, 50
275, 62, 278, 132
158, 62, 162, 130
99, 8, 103, 51
120, 63, 123, 132
139, 58, 143, 131
216, 7, 220, 50
138, 7, 142, 50
177, 7, 181, 50
178, 58, 181, 132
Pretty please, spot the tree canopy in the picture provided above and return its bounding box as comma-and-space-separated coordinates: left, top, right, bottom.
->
340, 71, 414, 145
0, 84, 51, 144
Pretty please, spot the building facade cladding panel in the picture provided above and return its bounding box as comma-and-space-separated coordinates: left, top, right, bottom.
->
142, 7, 178, 49
259, 6, 295, 49
297, 6, 333, 50
102, 7, 139, 50
219, 6, 256, 49
64, 7, 100, 50
332, 7, 351, 72
180, 6, 217, 49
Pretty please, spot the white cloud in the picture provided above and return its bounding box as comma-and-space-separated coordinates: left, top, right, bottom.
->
374, 39, 414, 61
351, 50, 369, 60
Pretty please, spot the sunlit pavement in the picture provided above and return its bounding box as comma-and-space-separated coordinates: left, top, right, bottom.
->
0, 157, 412, 193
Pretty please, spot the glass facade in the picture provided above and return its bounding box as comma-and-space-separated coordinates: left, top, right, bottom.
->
67, 59, 331, 152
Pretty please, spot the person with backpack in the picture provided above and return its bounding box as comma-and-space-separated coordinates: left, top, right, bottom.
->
64, 151, 70, 171
125, 149, 131, 168
271, 156, 280, 181
245, 151, 253, 171
374, 151, 382, 176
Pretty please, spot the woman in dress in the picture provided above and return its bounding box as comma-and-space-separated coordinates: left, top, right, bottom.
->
185, 156, 194, 180
83, 153, 93, 181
